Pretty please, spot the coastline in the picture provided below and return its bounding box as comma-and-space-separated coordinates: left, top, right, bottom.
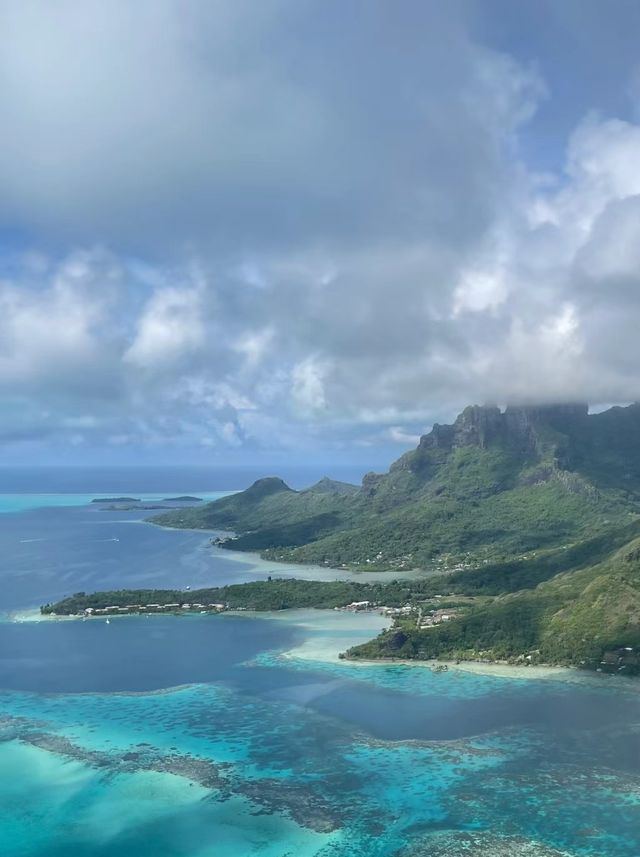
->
8, 605, 634, 687
250, 609, 613, 683
205, 538, 429, 583
251, 610, 583, 681
253, 608, 392, 663
4, 607, 77, 623
149, 519, 429, 583
342, 654, 576, 681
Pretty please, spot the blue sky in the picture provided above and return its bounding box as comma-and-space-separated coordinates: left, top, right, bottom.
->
1, 0, 640, 471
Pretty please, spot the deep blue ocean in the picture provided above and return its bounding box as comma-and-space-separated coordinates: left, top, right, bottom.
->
0, 467, 638, 857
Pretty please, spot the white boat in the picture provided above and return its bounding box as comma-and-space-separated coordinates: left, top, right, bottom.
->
105, 619, 110, 624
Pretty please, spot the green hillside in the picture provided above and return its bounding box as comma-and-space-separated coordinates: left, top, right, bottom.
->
152, 403, 640, 570
147, 402, 640, 671
347, 532, 640, 673
151, 476, 360, 551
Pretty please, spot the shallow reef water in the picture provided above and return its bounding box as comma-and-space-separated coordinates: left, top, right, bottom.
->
1, 617, 639, 857
0, 497, 639, 856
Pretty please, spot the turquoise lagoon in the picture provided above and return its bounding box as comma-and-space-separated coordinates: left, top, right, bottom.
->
0, 488, 639, 856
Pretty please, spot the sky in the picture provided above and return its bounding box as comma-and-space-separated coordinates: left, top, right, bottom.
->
1, 0, 640, 470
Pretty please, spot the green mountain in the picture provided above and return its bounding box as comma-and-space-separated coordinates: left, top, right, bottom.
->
149, 402, 640, 670
151, 475, 358, 552
347, 531, 640, 673
153, 402, 640, 571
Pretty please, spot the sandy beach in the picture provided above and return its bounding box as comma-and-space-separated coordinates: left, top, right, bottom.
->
347, 655, 576, 681
252, 609, 602, 683
7, 604, 630, 689
234, 608, 392, 663
3, 607, 77, 623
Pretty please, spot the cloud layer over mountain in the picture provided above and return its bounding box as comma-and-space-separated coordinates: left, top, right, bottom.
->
1, 0, 640, 463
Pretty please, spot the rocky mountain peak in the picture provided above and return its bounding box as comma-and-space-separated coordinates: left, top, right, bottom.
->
504, 403, 588, 431
415, 402, 589, 457
417, 404, 503, 452
452, 404, 503, 448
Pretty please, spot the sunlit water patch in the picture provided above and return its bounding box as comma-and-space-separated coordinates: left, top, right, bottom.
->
0, 739, 335, 857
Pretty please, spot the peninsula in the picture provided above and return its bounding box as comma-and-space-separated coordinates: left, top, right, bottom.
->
48, 403, 640, 674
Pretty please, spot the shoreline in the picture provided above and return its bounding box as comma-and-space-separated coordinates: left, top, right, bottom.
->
149, 519, 430, 582
217, 548, 433, 580
341, 654, 576, 680
7, 605, 635, 686
4, 607, 78, 623
250, 610, 587, 681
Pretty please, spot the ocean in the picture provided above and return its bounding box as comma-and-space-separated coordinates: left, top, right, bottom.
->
0, 467, 638, 856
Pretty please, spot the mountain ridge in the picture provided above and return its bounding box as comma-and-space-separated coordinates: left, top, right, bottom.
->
57, 401, 640, 671
152, 402, 640, 571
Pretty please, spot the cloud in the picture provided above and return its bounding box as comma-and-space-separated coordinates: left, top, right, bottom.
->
291, 357, 328, 413
1, 4, 640, 462
0, 0, 541, 255
386, 427, 423, 446
0, 248, 121, 395
124, 285, 205, 370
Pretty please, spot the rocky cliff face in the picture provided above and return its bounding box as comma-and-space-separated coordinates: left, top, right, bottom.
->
451, 405, 503, 449
154, 400, 640, 578
416, 403, 589, 455
417, 405, 503, 452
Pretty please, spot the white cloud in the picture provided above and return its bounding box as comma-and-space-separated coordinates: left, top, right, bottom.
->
219, 421, 242, 447
124, 286, 205, 370
291, 357, 328, 413
7, 101, 640, 457
3, 6, 640, 460
0, 249, 118, 392
453, 265, 509, 315
387, 427, 422, 445
232, 328, 274, 370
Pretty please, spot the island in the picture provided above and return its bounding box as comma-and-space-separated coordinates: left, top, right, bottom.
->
162, 496, 203, 502
101, 504, 175, 511
141, 403, 640, 673
41, 548, 640, 676
41, 579, 473, 615
91, 497, 140, 503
